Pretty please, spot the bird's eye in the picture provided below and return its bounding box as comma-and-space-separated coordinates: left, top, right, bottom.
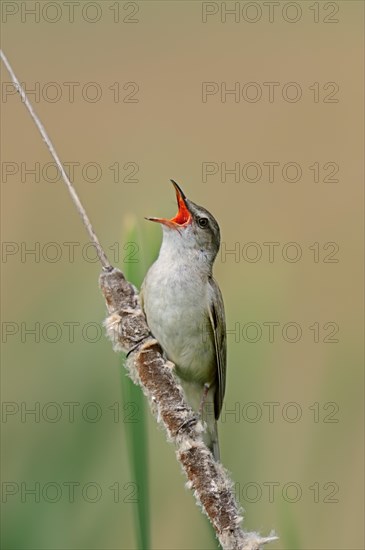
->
198, 217, 209, 228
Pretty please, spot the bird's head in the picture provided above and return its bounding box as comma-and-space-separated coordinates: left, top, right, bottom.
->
146, 180, 221, 265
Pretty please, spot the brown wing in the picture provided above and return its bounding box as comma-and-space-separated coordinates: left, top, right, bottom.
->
207, 277, 227, 420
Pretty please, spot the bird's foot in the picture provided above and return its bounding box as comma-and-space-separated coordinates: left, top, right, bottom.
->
175, 414, 199, 435
198, 383, 210, 415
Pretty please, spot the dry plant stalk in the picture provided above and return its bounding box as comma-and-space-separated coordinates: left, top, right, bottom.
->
101, 268, 277, 550
1, 49, 278, 550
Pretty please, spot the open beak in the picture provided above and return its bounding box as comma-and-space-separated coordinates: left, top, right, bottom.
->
145, 180, 192, 228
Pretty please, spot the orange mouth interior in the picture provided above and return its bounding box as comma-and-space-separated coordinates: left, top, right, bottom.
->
170, 189, 191, 226
146, 181, 191, 228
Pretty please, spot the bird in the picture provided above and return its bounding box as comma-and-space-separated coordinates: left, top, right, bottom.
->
140, 180, 226, 460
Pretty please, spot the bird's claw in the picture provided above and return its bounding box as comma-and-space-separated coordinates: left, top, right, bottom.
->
175, 414, 199, 435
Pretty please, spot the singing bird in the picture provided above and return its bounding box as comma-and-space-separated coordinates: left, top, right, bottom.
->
141, 180, 226, 460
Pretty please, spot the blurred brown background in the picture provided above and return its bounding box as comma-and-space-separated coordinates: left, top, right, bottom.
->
1, 1, 364, 549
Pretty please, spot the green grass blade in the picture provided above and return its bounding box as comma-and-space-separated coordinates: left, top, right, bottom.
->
120, 368, 149, 550
118, 215, 160, 550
